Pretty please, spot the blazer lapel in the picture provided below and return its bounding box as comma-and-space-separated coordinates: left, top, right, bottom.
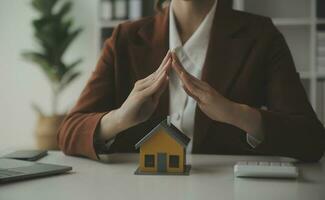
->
192, 2, 256, 152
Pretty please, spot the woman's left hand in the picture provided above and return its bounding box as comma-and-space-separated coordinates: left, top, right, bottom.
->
171, 52, 236, 124
171, 52, 264, 137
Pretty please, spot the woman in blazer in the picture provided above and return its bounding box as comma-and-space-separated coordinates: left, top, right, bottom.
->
58, 0, 325, 161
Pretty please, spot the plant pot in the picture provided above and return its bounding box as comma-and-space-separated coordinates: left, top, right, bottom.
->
35, 114, 66, 150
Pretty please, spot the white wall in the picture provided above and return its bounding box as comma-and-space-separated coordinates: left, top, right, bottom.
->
0, 0, 99, 150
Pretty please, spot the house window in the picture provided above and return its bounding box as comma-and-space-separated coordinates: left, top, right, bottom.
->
144, 154, 155, 167
169, 155, 179, 168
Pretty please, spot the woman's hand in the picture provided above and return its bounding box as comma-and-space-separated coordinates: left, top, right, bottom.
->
116, 51, 172, 127
171, 52, 263, 136
99, 52, 172, 141
171, 52, 235, 123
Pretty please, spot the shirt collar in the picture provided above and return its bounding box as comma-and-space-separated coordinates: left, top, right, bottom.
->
169, 0, 218, 67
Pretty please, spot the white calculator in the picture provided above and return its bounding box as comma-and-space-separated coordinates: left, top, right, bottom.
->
234, 161, 299, 178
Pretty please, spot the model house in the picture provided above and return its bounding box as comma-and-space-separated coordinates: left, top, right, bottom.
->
134, 118, 191, 175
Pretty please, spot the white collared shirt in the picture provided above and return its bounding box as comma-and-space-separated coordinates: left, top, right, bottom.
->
168, 0, 262, 153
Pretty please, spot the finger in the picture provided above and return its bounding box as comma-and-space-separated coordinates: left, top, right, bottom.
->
142, 72, 166, 98
171, 54, 208, 91
183, 84, 201, 103
171, 52, 185, 73
136, 58, 171, 91
154, 57, 172, 97
171, 52, 191, 76
156, 57, 172, 78
161, 50, 171, 67
180, 72, 204, 99
155, 50, 171, 75
142, 73, 155, 83
142, 71, 167, 97
161, 57, 172, 76
134, 73, 155, 91
171, 53, 195, 81
171, 57, 201, 87
172, 58, 185, 78
146, 58, 170, 89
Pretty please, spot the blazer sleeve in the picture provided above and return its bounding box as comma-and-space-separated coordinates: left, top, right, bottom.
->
253, 19, 325, 162
57, 25, 121, 160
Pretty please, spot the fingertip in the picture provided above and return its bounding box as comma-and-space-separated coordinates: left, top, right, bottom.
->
172, 59, 178, 68
172, 52, 178, 61
172, 52, 177, 61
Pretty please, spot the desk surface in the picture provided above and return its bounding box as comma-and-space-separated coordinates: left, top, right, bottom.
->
0, 151, 324, 200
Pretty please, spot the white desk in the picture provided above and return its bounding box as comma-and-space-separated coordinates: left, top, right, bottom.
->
0, 151, 324, 200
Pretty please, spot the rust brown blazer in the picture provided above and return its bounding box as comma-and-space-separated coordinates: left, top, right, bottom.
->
58, 1, 325, 162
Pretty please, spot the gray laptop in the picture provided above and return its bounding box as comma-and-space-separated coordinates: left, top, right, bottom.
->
0, 158, 72, 183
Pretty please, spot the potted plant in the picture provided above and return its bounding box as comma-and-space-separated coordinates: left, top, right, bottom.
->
22, 0, 83, 150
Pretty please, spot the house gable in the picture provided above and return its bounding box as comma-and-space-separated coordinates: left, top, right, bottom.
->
140, 129, 183, 154
135, 120, 190, 149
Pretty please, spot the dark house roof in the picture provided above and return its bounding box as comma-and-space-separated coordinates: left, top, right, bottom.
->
135, 119, 191, 149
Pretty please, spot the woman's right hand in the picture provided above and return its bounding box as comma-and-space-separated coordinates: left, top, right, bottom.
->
99, 51, 172, 141
117, 51, 172, 128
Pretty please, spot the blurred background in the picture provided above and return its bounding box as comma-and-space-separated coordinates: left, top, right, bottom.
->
0, 0, 324, 151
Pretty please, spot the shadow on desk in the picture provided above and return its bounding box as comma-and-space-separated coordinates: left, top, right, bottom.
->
0, 171, 75, 186
98, 153, 138, 164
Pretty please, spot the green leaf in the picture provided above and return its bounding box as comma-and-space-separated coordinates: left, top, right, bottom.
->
33, 18, 48, 30
55, 58, 82, 82
31, 0, 44, 13
22, 52, 60, 82
67, 58, 82, 71
57, 27, 83, 59
24, 0, 83, 93
61, 19, 73, 35
59, 71, 81, 91
57, 1, 72, 18
32, 0, 59, 16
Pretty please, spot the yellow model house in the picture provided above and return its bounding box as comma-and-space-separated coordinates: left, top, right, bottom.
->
134, 118, 191, 175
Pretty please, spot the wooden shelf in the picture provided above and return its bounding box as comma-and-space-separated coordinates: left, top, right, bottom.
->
317, 68, 325, 79
242, 0, 311, 19
300, 71, 312, 79
299, 70, 325, 79
318, 19, 325, 24
272, 18, 311, 26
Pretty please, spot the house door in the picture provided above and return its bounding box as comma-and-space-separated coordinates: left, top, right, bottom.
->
157, 153, 167, 172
